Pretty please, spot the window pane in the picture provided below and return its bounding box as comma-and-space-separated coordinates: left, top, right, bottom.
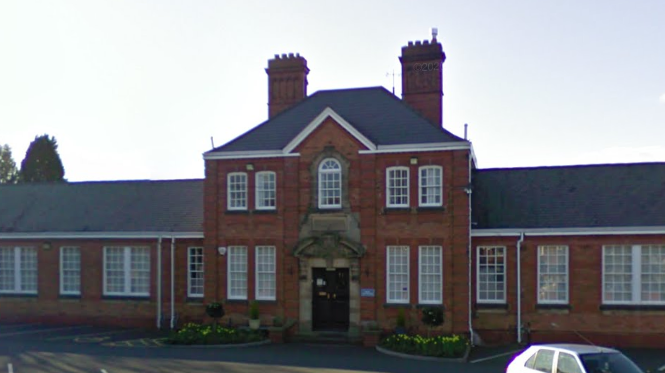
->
419, 166, 442, 206
419, 246, 442, 303
228, 173, 247, 209
0, 247, 15, 292
256, 172, 276, 209
603, 245, 633, 303
105, 247, 125, 294
228, 246, 247, 299
188, 247, 204, 297
130, 247, 150, 294
256, 246, 276, 300
61, 247, 81, 294
477, 246, 505, 302
538, 246, 568, 303
387, 168, 409, 207
387, 246, 409, 302
641, 245, 665, 302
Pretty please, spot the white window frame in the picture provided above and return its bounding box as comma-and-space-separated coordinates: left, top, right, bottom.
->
187, 247, 204, 298
59, 246, 81, 296
602, 244, 665, 305
537, 245, 569, 304
418, 246, 442, 304
387, 246, 410, 303
386, 167, 410, 208
476, 246, 507, 303
255, 171, 276, 210
0, 246, 37, 295
103, 246, 150, 297
318, 158, 342, 209
227, 246, 247, 300
227, 172, 248, 211
255, 246, 276, 301
418, 166, 442, 207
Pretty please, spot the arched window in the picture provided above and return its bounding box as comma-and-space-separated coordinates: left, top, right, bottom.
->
318, 158, 341, 209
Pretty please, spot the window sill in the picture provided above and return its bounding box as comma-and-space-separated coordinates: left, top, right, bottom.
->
225, 210, 249, 215
252, 209, 277, 214
383, 303, 411, 308
102, 295, 150, 301
417, 206, 445, 212
59, 294, 82, 300
476, 303, 508, 310
225, 299, 248, 305
312, 208, 343, 213
536, 304, 570, 314
0, 293, 38, 298
416, 303, 444, 309
600, 304, 665, 311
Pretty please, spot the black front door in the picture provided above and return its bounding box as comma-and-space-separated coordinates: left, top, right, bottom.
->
312, 268, 350, 331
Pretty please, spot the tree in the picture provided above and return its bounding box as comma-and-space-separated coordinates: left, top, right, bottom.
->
0, 144, 19, 183
19, 135, 65, 183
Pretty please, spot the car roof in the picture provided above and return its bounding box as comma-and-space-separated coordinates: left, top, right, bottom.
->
530, 344, 619, 355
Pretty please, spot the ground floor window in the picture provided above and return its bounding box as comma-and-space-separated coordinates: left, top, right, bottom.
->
188, 247, 204, 298
477, 246, 506, 303
60, 246, 81, 295
387, 246, 409, 303
537, 245, 569, 304
0, 246, 37, 294
227, 246, 247, 299
103, 246, 150, 296
419, 246, 442, 304
255, 246, 276, 300
603, 244, 665, 304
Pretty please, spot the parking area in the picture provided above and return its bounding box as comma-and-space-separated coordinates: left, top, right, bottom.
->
0, 322, 167, 346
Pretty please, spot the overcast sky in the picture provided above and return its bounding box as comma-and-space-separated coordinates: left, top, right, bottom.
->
1, 0, 664, 182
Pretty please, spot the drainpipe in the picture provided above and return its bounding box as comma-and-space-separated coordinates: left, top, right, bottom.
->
517, 232, 525, 344
466, 151, 474, 346
170, 236, 176, 329
156, 236, 162, 329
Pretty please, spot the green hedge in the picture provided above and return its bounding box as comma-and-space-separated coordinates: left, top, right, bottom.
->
166, 323, 267, 345
379, 334, 469, 358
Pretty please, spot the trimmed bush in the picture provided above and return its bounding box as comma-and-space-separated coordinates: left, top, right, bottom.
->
379, 333, 469, 358
166, 323, 267, 345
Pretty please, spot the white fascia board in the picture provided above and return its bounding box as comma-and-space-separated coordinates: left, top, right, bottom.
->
203, 150, 301, 160
283, 107, 377, 153
0, 232, 204, 240
471, 227, 665, 237
358, 142, 471, 154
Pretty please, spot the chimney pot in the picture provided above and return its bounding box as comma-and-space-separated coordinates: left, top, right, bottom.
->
415, 40, 421, 46
423, 40, 430, 45
296, 53, 300, 57
408, 41, 413, 46
274, 54, 280, 59
288, 53, 294, 58
281, 53, 287, 58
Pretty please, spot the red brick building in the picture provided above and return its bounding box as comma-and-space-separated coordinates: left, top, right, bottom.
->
2, 34, 665, 348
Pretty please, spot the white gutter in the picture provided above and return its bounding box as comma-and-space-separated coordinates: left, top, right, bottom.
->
516, 232, 524, 344
0, 232, 203, 240
472, 226, 665, 237
156, 236, 162, 329
466, 151, 475, 346
170, 236, 176, 329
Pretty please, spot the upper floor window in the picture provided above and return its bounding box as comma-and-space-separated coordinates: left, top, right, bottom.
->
255, 171, 276, 210
227, 172, 247, 210
537, 245, 569, 304
419, 166, 442, 207
318, 158, 341, 209
386, 167, 409, 208
0, 246, 37, 294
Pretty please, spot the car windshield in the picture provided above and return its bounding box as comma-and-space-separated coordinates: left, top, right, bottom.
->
579, 352, 644, 373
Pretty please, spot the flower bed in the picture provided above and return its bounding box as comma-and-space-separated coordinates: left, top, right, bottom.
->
379, 334, 469, 359
166, 323, 267, 345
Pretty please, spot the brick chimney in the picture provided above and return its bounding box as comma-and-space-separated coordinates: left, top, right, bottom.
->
399, 31, 446, 127
266, 53, 309, 118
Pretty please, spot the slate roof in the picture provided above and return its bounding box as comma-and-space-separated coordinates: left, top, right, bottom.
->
0, 179, 203, 234
208, 87, 465, 153
472, 163, 665, 229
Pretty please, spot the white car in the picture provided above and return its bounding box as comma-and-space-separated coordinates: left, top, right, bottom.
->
505, 344, 645, 373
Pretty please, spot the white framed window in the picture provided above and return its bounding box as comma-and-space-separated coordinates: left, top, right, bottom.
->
227, 172, 247, 210
603, 244, 665, 304
419, 246, 442, 304
255, 171, 276, 210
318, 158, 341, 209
0, 247, 37, 294
477, 246, 506, 303
60, 247, 81, 295
227, 246, 247, 300
187, 247, 204, 298
103, 246, 150, 297
387, 246, 410, 303
255, 246, 276, 300
419, 166, 442, 207
386, 167, 409, 207
537, 245, 569, 304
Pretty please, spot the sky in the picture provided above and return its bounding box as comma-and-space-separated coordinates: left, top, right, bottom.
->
1, 0, 664, 182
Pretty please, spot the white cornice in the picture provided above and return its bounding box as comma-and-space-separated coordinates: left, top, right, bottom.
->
0, 232, 204, 240
471, 227, 665, 237
358, 142, 471, 154
283, 107, 377, 153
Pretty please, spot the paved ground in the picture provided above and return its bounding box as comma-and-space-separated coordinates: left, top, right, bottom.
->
0, 323, 664, 373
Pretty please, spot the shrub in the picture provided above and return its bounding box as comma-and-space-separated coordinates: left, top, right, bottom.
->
249, 301, 260, 320
205, 301, 224, 319
379, 334, 469, 358
166, 323, 266, 345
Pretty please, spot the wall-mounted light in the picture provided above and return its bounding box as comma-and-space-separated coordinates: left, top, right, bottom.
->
410, 157, 418, 165
217, 246, 227, 255
246, 163, 254, 171
42, 242, 52, 251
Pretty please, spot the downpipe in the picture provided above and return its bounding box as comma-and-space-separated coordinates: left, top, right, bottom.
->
170, 236, 176, 329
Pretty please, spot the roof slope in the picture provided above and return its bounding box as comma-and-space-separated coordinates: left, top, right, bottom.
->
0, 179, 203, 234
472, 163, 665, 229
208, 87, 465, 153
